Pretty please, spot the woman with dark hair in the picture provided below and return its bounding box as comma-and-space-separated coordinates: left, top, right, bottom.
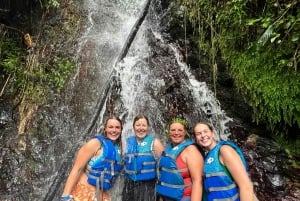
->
156, 118, 204, 201
61, 115, 123, 201
193, 122, 255, 201
122, 114, 164, 201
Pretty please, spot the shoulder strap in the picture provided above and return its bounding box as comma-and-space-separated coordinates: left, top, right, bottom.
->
93, 134, 116, 160
165, 139, 194, 160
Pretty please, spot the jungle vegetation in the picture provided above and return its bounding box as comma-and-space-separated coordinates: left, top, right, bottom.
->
175, 0, 299, 145
0, 0, 78, 104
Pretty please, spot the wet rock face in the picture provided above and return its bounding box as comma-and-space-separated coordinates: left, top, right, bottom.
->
0, 109, 10, 129
229, 126, 300, 201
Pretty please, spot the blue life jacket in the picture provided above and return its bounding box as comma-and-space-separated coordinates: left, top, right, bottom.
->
156, 139, 193, 201
204, 141, 248, 201
86, 135, 122, 190
124, 135, 156, 181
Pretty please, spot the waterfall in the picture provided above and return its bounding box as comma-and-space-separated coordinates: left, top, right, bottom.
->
110, 1, 233, 140
46, 0, 233, 200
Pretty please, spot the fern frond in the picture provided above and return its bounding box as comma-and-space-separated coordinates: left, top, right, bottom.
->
258, 25, 273, 46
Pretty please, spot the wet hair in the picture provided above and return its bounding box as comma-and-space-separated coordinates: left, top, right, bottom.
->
167, 117, 191, 138
193, 121, 214, 133
193, 121, 215, 141
102, 115, 123, 149
193, 121, 215, 156
133, 114, 149, 127
169, 117, 188, 130
104, 115, 123, 131
104, 115, 123, 153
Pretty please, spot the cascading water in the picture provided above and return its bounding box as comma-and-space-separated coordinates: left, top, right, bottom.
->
47, 0, 233, 200
111, 1, 233, 138
72, 0, 233, 143
50, 0, 234, 200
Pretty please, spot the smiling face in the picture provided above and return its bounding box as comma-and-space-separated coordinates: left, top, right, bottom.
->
169, 122, 186, 146
134, 117, 149, 141
105, 119, 122, 142
194, 123, 216, 151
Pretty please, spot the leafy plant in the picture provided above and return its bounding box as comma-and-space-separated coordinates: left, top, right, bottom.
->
46, 57, 76, 91
0, 33, 75, 102
0, 36, 25, 90
48, 0, 60, 8
176, 0, 300, 138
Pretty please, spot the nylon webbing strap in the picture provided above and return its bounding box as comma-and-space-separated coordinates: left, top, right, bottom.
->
208, 183, 237, 192
213, 193, 239, 201
124, 168, 155, 174
159, 181, 192, 189
160, 167, 188, 173
205, 172, 227, 178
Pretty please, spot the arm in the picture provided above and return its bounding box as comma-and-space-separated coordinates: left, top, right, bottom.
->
183, 145, 204, 201
62, 138, 101, 195
153, 138, 164, 158
219, 145, 254, 201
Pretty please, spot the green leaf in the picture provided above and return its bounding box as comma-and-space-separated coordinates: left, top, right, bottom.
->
271, 33, 280, 43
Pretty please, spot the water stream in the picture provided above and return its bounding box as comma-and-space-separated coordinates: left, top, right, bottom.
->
75, 0, 233, 146
70, 0, 233, 199
60, 0, 232, 199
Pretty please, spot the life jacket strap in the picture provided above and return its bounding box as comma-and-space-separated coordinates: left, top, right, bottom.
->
207, 183, 237, 192
158, 181, 192, 189
205, 172, 227, 178
160, 167, 188, 173
143, 161, 156, 165
94, 169, 106, 201
212, 193, 239, 201
126, 152, 153, 157
124, 167, 155, 174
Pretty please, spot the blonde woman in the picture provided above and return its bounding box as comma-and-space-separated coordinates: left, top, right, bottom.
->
156, 118, 204, 201
61, 115, 123, 201
194, 122, 255, 201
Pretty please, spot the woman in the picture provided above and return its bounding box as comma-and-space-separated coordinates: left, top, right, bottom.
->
60, 115, 123, 201
156, 118, 203, 201
122, 114, 164, 201
193, 122, 255, 201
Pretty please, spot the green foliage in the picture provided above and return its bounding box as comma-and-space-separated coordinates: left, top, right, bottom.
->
0, 34, 76, 102
28, 56, 76, 96
46, 57, 76, 91
177, 0, 300, 137
0, 0, 81, 107
48, 0, 60, 8
230, 49, 300, 131
273, 133, 300, 168
0, 36, 25, 89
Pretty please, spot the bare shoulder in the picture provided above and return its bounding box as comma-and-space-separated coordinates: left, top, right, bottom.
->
220, 144, 237, 156
183, 144, 202, 157
81, 138, 101, 153
182, 144, 203, 167
153, 138, 164, 157
186, 144, 198, 152
87, 137, 101, 146
154, 138, 164, 146
219, 144, 241, 164
220, 144, 235, 151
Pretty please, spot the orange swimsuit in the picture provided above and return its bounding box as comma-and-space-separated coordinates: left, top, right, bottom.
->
176, 153, 192, 198
71, 182, 110, 201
